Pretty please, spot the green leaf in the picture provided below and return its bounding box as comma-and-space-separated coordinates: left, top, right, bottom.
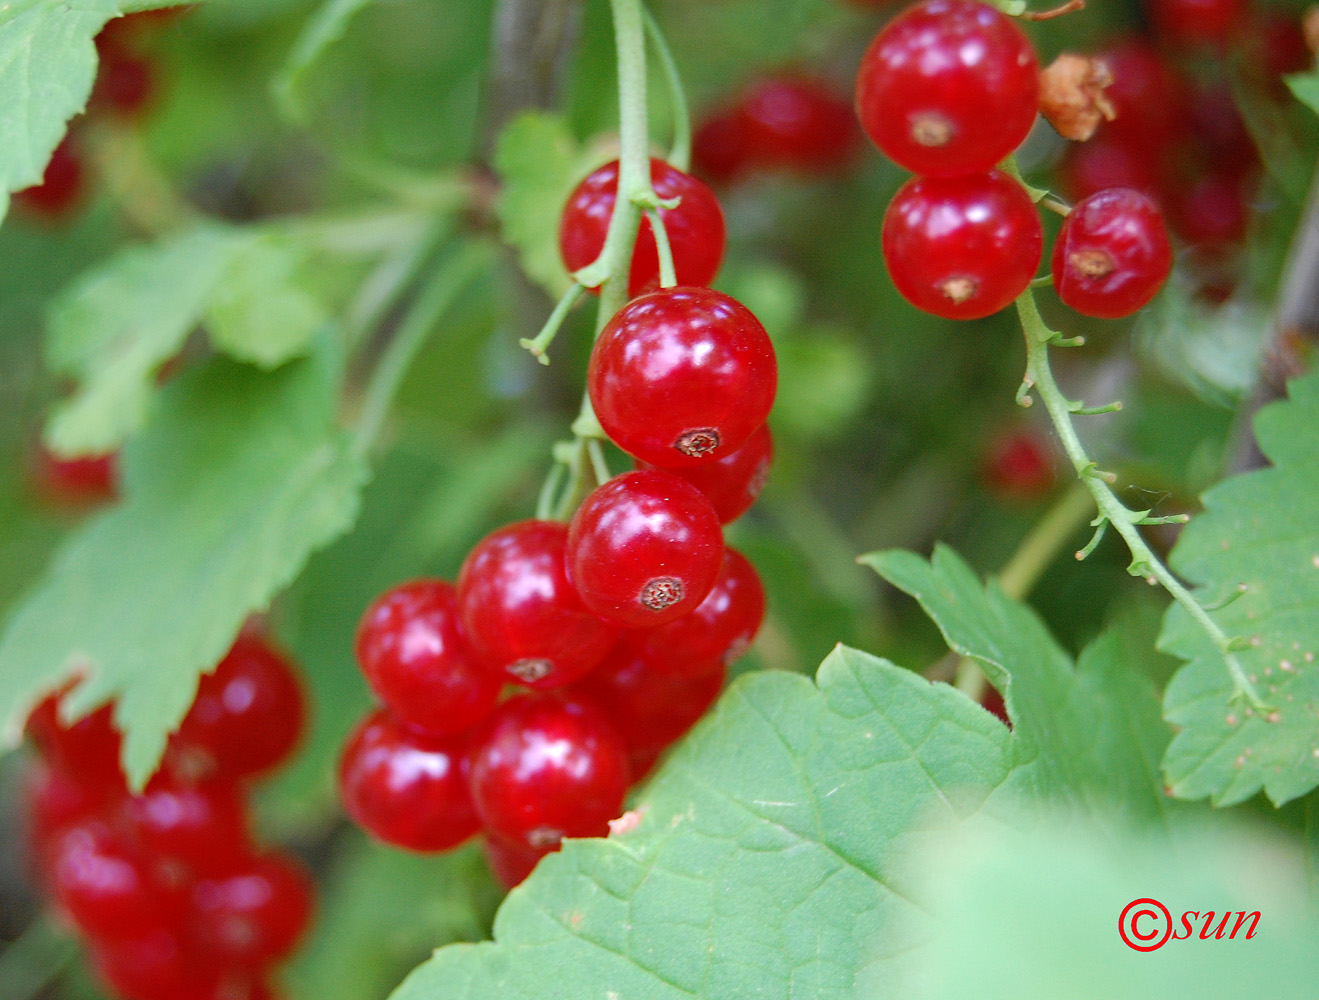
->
494, 113, 600, 298
1286, 69, 1319, 117
274, 0, 379, 125
0, 351, 369, 788
44, 226, 327, 456
1160, 370, 1319, 806
907, 810, 1319, 1000
392, 645, 1014, 1000
864, 546, 1195, 832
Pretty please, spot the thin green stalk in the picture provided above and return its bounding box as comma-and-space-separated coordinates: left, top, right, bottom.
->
643, 8, 691, 171
353, 241, 494, 454
520, 281, 585, 364
647, 208, 678, 288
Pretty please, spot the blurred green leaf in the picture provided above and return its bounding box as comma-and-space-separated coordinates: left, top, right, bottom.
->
1286, 69, 1319, 117
0, 350, 368, 788
1161, 370, 1319, 806
274, 0, 380, 124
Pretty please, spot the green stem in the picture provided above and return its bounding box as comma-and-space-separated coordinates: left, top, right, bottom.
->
520, 281, 584, 364
643, 8, 691, 171
353, 241, 494, 454
1011, 238, 1268, 711
647, 208, 678, 288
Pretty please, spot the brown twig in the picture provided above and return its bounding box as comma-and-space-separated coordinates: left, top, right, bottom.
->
1019, 0, 1085, 21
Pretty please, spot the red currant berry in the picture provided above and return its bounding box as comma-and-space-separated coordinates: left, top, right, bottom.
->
559, 158, 726, 296
589, 286, 777, 468
14, 135, 85, 218
23, 762, 119, 867
482, 833, 553, 890
355, 580, 501, 735
93, 50, 156, 117
466, 694, 629, 849
882, 170, 1042, 320
567, 470, 725, 629
1170, 172, 1247, 250
457, 520, 618, 688
26, 691, 124, 787
90, 927, 222, 1000
980, 685, 1010, 726
32, 447, 119, 505
338, 708, 480, 852
854, 0, 1039, 176
121, 775, 251, 874
1059, 134, 1161, 204
189, 851, 314, 968
639, 423, 772, 524
570, 648, 725, 756
737, 76, 860, 174
1147, 0, 1247, 49
1052, 188, 1172, 319
625, 548, 764, 676
48, 819, 180, 940
692, 111, 755, 185
168, 632, 305, 781
983, 427, 1055, 499
1097, 40, 1191, 147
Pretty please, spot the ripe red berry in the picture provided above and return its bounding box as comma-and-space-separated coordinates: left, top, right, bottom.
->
338, 708, 480, 852
1171, 173, 1248, 250
355, 580, 501, 735
168, 633, 305, 781
882, 170, 1042, 320
467, 694, 629, 849
26, 691, 124, 787
120, 775, 251, 874
457, 520, 618, 688
625, 548, 765, 676
93, 49, 156, 117
32, 447, 119, 505
570, 648, 726, 756
189, 851, 314, 968
640, 423, 772, 524
1147, 0, 1247, 49
567, 470, 725, 629
589, 286, 777, 468
1052, 188, 1172, 319
1097, 40, 1190, 147
22, 762, 119, 866
14, 135, 85, 218
47, 819, 180, 940
1059, 134, 1161, 204
559, 158, 726, 296
482, 834, 553, 890
90, 926, 222, 1000
737, 76, 860, 174
983, 427, 1055, 499
854, 0, 1039, 176
692, 111, 755, 185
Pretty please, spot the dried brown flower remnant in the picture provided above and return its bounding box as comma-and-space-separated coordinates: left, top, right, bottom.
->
1039, 54, 1116, 142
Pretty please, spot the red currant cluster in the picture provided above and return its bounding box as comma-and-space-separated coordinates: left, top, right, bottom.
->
855, 0, 1173, 322
691, 75, 861, 184
21, 632, 311, 1000
15, 8, 183, 219
340, 152, 775, 888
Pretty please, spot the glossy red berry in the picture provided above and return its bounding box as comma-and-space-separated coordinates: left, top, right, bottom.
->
14, 135, 85, 218
882, 170, 1042, 320
32, 447, 119, 505
737, 76, 860, 174
482, 834, 553, 890
189, 851, 314, 968
90, 926, 222, 1000
26, 692, 124, 787
168, 633, 305, 781
467, 694, 629, 849
570, 649, 726, 756
338, 708, 480, 852
854, 0, 1039, 176
626, 548, 764, 676
48, 819, 179, 940
23, 762, 119, 864
692, 111, 755, 185
1147, 0, 1247, 49
589, 286, 777, 468
120, 775, 251, 874
559, 158, 726, 296
1060, 134, 1161, 204
1052, 188, 1172, 319
355, 580, 501, 735
983, 427, 1055, 499
640, 423, 772, 524
457, 520, 617, 688
1097, 40, 1190, 147
567, 470, 725, 629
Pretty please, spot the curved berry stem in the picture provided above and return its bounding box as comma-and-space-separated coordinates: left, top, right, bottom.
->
1006, 190, 1268, 710
643, 8, 691, 171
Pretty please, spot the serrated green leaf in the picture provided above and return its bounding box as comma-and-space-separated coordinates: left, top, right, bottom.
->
1286, 69, 1319, 117
0, 351, 369, 788
392, 645, 1014, 1000
494, 113, 596, 298
1160, 370, 1319, 806
864, 546, 1194, 832
907, 810, 1318, 1000
44, 226, 327, 456
273, 0, 379, 125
